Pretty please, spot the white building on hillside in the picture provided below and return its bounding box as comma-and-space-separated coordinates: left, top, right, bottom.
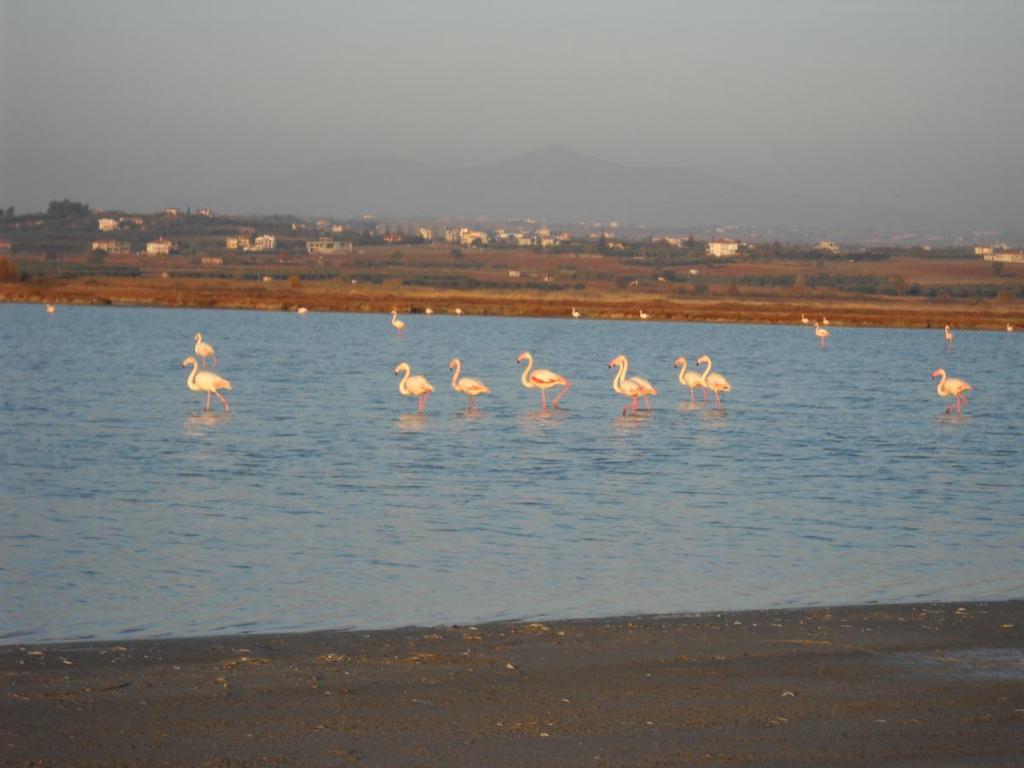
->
706, 239, 739, 258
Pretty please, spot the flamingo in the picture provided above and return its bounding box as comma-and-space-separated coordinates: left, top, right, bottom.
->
673, 356, 705, 403
390, 310, 406, 337
571, 307, 581, 319
45, 304, 56, 314
608, 355, 657, 414
454, 307, 463, 315
944, 324, 954, 344
639, 309, 650, 320
822, 316, 830, 326
1007, 322, 1014, 333
449, 357, 490, 410
801, 313, 809, 325
814, 321, 830, 348
517, 351, 571, 409
931, 368, 972, 414
181, 356, 231, 411
394, 362, 434, 414
425, 307, 434, 315
696, 354, 732, 406
297, 307, 309, 314
193, 332, 217, 368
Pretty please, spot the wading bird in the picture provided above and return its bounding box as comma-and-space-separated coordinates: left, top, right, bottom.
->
571, 307, 581, 318
673, 356, 705, 403
390, 310, 406, 337
193, 332, 217, 368
181, 356, 232, 411
45, 304, 56, 314
697, 354, 732, 406
1007, 322, 1014, 333
931, 368, 972, 414
822, 316, 830, 326
639, 309, 650, 320
944, 324, 954, 344
801, 313, 809, 324
609, 355, 657, 414
394, 362, 434, 414
517, 351, 571, 409
454, 307, 463, 315
449, 358, 490, 410
814, 321, 830, 348
425, 307, 434, 315
297, 307, 309, 314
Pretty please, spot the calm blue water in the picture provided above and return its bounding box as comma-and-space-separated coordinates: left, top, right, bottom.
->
1, 303, 1021, 644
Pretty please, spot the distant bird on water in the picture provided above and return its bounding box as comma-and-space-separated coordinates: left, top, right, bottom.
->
944, 324, 954, 344
801, 313, 809, 325
931, 368, 972, 414
697, 354, 732, 406
639, 309, 650, 320
822, 316, 830, 326
673, 356, 705, 403
297, 307, 309, 314
454, 307, 463, 315
193, 332, 217, 368
425, 307, 434, 315
181, 356, 232, 411
1007, 322, 1013, 333
814, 321, 830, 348
45, 303, 56, 314
449, 357, 490, 410
571, 307, 581, 319
517, 351, 571, 410
394, 362, 434, 414
390, 309, 406, 337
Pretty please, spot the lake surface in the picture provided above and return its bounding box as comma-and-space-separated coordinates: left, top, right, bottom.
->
1, 303, 1021, 644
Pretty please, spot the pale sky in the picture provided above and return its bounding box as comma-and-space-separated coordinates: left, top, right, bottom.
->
2, 0, 1022, 228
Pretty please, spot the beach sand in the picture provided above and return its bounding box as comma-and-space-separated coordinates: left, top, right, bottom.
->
3, 600, 1022, 766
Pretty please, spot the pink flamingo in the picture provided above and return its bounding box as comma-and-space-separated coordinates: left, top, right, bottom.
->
931, 368, 972, 414
449, 357, 490, 410
696, 354, 731, 406
608, 355, 657, 414
394, 362, 433, 413
181, 356, 231, 411
673, 356, 705, 403
193, 332, 217, 368
517, 351, 571, 409
814, 321, 830, 348
390, 310, 406, 338
944, 324, 954, 345
391, 362, 432, 415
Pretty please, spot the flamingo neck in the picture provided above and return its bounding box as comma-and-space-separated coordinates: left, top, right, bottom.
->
520, 354, 534, 388
935, 370, 947, 395
398, 365, 411, 395
611, 358, 629, 394
450, 359, 461, 389
676, 358, 687, 386
187, 359, 200, 390
700, 358, 712, 385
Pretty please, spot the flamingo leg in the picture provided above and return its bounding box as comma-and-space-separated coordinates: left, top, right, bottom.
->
551, 382, 571, 407
211, 354, 218, 369
205, 392, 212, 411
540, 389, 547, 410
215, 391, 230, 411
644, 395, 652, 410
690, 388, 696, 403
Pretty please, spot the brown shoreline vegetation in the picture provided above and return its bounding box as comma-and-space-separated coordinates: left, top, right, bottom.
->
2, 600, 1022, 766
1, 275, 1021, 330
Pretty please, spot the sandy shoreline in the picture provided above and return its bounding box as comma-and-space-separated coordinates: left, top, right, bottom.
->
2, 276, 1021, 330
3, 600, 1022, 766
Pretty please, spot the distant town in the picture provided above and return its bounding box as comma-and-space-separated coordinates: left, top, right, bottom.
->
1, 200, 1021, 328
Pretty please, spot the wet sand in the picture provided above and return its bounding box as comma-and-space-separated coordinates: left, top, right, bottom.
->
3, 600, 1022, 766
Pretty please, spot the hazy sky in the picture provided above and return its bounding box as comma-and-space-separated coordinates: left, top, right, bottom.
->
2, 0, 1022, 227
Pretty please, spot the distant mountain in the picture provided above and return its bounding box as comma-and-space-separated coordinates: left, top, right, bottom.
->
216, 144, 949, 230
